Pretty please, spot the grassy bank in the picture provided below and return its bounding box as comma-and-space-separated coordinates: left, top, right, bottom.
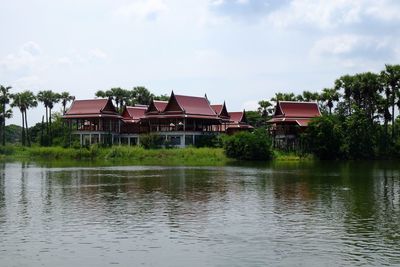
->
0, 145, 312, 165
0, 145, 229, 166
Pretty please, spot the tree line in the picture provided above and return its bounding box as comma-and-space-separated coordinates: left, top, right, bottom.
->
0, 86, 166, 147
251, 64, 400, 159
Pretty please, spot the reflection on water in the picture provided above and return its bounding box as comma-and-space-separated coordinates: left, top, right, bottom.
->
0, 161, 399, 266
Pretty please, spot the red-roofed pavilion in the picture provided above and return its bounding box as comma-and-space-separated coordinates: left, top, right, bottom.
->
63, 98, 122, 145
268, 101, 321, 149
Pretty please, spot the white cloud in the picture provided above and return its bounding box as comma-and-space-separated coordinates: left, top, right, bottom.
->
88, 48, 108, 60
57, 57, 73, 66
13, 75, 43, 90
113, 0, 168, 21
312, 34, 392, 56
312, 34, 361, 56
0, 41, 41, 71
236, 0, 249, 4
210, 0, 224, 6
267, 0, 363, 29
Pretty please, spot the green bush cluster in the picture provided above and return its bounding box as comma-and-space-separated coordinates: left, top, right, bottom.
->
303, 109, 400, 160
222, 129, 273, 161
139, 134, 164, 149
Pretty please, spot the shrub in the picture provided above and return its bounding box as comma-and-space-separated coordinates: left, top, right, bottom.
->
139, 133, 164, 149
194, 134, 222, 148
222, 129, 273, 161
303, 115, 344, 160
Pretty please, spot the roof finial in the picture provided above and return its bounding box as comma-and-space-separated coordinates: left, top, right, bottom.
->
204, 93, 210, 104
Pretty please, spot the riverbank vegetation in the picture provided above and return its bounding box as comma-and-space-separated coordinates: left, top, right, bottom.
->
1, 64, 400, 162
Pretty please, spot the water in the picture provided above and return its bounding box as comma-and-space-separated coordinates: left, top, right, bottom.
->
0, 161, 399, 266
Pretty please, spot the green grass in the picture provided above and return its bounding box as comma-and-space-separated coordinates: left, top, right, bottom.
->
0, 145, 312, 166
273, 150, 314, 161
0, 145, 229, 166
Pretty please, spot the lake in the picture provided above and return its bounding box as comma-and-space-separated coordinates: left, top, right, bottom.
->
0, 161, 399, 266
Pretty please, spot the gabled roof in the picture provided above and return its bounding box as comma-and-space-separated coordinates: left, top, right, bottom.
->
122, 105, 147, 123
146, 100, 168, 114
63, 98, 121, 118
211, 102, 230, 119
274, 101, 321, 118
268, 117, 312, 127
161, 92, 219, 118
229, 111, 246, 123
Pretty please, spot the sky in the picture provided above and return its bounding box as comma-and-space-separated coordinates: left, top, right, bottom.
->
1, 0, 400, 125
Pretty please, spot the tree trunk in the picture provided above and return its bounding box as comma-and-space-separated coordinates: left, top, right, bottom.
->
45, 106, 49, 135
41, 115, 44, 146
392, 91, 395, 140
2, 100, 5, 146
63, 101, 66, 115
49, 107, 52, 145
21, 111, 25, 146
24, 111, 30, 147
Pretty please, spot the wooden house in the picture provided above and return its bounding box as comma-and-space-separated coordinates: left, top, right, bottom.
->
267, 101, 321, 149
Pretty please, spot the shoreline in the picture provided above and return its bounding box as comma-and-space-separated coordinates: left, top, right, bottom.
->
0, 145, 310, 166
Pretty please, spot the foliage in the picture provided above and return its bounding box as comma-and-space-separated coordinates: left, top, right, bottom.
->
194, 134, 222, 148
223, 129, 273, 161
139, 133, 164, 149
246, 111, 264, 128
0, 85, 12, 146
5, 124, 22, 144
342, 109, 377, 159
303, 115, 343, 160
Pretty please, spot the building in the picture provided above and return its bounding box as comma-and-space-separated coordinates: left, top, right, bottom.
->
267, 101, 321, 149
63, 91, 253, 147
62, 98, 122, 146
226, 111, 253, 134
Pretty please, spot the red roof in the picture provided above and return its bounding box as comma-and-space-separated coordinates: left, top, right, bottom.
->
155, 92, 219, 119
229, 111, 245, 123
63, 98, 121, 118
174, 94, 217, 116
211, 104, 222, 115
122, 105, 147, 123
211, 102, 230, 119
268, 117, 312, 127
275, 101, 321, 118
154, 101, 168, 112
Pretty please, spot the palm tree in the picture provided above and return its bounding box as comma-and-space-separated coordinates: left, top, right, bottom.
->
0, 85, 12, 146
321, 88, 340, 115
335, 74, 355, 115
271, 92, 296, 104
11, 91, 37, 146
131, 87, 154, 105
37, 90, 60, 143
381, 64, 400, 139
60, 91, 75, 115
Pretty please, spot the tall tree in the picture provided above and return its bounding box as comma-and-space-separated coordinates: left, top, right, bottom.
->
258, 100, 273, 127
60, 91, 75, 115
11, 91, 37, 146
37, 90, 60, 145
381, 64, 400, 139
271, 92, 296, 104
320, 88, 340, 115
132, 87, 154, 105
335, 74, 355, 116
0, 85, 12, 146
